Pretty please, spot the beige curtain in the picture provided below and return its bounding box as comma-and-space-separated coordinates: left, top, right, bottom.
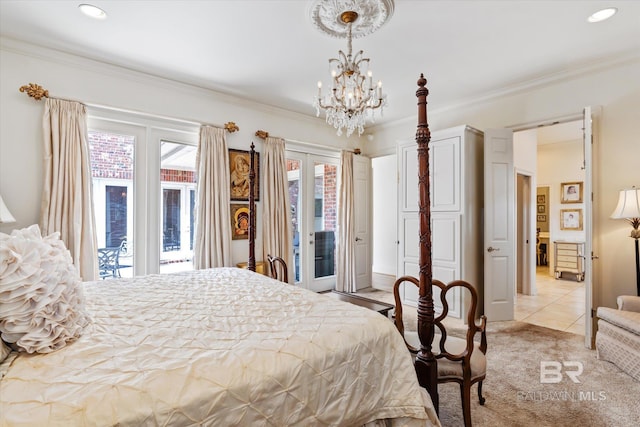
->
193, 126, 232, 269
41, 98, 98, 281
262, 137, 293, 283
336, 150, 356, 292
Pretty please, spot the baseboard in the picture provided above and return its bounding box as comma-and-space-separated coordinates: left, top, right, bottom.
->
371, 272, 396, 293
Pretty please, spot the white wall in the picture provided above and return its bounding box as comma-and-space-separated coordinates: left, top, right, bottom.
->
371, 154, 397, 275
538, 140, 586, 241
0, 38, 349, 267
365, 57, 640, 308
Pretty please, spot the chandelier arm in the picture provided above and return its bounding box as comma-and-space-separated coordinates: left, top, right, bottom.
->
311, 6, 389, 137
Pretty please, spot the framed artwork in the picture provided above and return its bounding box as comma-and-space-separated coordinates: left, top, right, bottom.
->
537, 205, 545, 213
560, 181, 582, 204
537, 195, 546, 204
537, 215, 546, 222
230, 204, 251, 240
229, 149, 260, 201
560, 209, 583, 231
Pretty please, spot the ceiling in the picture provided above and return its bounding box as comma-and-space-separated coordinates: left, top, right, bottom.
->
1, 1, 639, 134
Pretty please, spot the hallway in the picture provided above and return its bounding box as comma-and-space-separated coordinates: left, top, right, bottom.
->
515, 266, 585, 335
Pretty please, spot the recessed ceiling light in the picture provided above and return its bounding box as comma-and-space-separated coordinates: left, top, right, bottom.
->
587, 7, 617, 23
78, 4, 107, 20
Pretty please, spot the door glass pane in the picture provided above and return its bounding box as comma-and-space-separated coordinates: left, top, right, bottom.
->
163, 189, 181, 251
159, 141, 196, 273
105, 186, 127, 247
287, 159, 301, 282
89, 130, 134, 278
314, 162, 337, 278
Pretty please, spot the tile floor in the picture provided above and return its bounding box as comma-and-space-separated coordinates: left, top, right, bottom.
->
359, 265, 586, 336
515, 266, 585, 335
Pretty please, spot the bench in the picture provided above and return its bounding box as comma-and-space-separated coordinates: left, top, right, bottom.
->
325, 290, 394, 317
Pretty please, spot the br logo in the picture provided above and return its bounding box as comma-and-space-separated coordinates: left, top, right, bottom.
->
540, 361, 583, 383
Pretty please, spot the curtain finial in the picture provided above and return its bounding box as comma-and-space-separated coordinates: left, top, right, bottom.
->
224, 122, 239, 133
255, 130, 269, 139
19, 83, 49, 101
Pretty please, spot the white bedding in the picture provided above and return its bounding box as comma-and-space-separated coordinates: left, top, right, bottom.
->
0, 268, 439, 427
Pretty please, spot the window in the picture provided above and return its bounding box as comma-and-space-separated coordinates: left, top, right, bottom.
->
159, 141, 197, 273
88, 113, 199, 277
89, 129, 135, 277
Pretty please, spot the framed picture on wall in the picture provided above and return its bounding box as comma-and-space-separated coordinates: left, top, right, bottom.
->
230, 204, 251, 240
537, 205, 545, 213
537, 215, 546, 222
537, 195, 546, 204
561, 181, 582, 204
229, 149, 260, 201
560, 209, 583, 230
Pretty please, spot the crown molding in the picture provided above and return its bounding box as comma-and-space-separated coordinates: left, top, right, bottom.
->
369, 49, 640, 133
0, 36, 322, 127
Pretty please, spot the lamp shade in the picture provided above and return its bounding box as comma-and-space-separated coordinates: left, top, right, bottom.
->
0, 194, 16, 223
611, 188, 640, 219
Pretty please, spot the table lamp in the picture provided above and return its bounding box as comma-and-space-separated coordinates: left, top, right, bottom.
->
610, 187, 640, 296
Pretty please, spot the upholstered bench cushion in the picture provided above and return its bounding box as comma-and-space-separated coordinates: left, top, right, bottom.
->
596, 317, 640, 382
597, 307, 640, 336
404, 331, 486, 381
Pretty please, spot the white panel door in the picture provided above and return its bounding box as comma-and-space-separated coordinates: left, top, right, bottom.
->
353, 155, 372, 290
583, 106, 595, 348
484, 129, 515, 321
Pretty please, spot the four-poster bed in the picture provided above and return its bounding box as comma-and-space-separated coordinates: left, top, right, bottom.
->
243, 75, 441, 403
242, 75, 443, 408
413, 73, 439, 408
2, 86, 440, 425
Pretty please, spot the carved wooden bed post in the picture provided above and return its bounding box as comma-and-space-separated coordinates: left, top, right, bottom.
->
414, 74, 438, 411
248, 142, 256, 272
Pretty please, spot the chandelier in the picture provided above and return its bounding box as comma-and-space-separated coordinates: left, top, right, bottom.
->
311, 1, 393, 137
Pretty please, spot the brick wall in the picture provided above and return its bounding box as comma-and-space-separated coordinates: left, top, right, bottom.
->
89, 131, 194, 183
160, 169, 195, 183
89, 131, 134, 179
323, 164, 337, 231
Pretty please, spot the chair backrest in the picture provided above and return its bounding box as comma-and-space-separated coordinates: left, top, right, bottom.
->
266, 254, 288, 283
98, 247, 120, 278
393, 276, 487, 362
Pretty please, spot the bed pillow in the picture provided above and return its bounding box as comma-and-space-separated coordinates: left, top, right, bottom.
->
0, 225, 88, 353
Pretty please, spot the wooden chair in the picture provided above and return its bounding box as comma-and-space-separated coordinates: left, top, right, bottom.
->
393, 276, 487, 427
266, 255, 288, 283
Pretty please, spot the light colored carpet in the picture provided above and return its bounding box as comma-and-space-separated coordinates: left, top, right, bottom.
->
356, 289, 640, 427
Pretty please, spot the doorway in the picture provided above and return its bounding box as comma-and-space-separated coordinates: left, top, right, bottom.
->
514, 119, 588, 336
516, 173, 533, 296
286, 151, 339, 292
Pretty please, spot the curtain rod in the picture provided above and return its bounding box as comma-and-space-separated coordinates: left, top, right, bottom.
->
18, 82, 240, 133
254, 129, 361, 154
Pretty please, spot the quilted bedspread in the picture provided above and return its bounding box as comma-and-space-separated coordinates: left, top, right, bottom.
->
1, 268, 439, 427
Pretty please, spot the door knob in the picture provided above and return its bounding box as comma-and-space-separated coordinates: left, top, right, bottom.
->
355, 237, 362, 242
487, 246, 500, 253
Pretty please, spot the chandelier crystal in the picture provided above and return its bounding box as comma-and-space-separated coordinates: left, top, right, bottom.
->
313, 10, 386, 137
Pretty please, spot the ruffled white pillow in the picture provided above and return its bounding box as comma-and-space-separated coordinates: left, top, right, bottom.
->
0, 225, 88, 353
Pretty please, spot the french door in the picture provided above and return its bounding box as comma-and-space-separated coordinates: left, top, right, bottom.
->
88, 113, 198, 277
286, 151, 339, 292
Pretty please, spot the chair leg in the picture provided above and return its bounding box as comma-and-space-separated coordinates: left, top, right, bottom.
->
478, 380, 486, 405
460, 382, 472, 427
